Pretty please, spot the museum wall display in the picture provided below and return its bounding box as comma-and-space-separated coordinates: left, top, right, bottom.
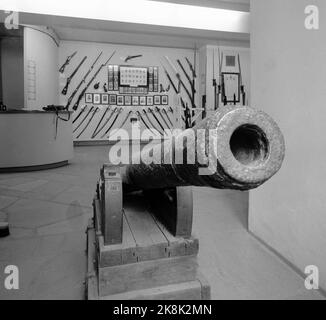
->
58, 41, 250, 142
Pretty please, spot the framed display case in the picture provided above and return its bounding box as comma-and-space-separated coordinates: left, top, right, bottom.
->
93, 93, 101, 104
154, 95, 161, 105
146, 96, 153, 106
132, 96, 139, 106
117, 95, 124, 106
101, 94, 109, 104
85, 93, 93, 103
109, 94, 117, 105
124, 95, 132, 106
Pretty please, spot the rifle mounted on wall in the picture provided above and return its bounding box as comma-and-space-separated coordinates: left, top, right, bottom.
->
62, 56, 87, 95
72, 51, 116, 111
59, 51, 77, 74
66, 52, 103, 110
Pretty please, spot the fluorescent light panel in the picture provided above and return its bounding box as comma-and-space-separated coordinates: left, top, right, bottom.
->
1, 0, 249, 33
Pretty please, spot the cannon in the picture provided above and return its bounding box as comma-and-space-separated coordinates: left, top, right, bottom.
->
87, 105, 285, 300
122, 105, 285, 192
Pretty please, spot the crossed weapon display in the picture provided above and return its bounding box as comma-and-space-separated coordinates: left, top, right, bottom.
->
162, 56, 204, 128
72, 106, 174, 139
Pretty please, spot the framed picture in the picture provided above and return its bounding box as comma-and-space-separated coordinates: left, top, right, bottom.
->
93, 93, 101, 104
117, 95, 124, 106
85, 93, 93, 103
154, 95, 161, 105
101, 94, 109, 105
139, 96, 146, 106
109, 94, 117, 105
132, 96, 139, 106
146, 96, 153, 106
161, 95, 168, 105
124, 95, 132, 106
119, 66, 148, 88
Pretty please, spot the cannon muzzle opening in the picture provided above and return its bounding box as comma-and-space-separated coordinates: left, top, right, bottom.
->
212, 106, 285, 188
121, 105, 285, 191
230, 124, 269, 166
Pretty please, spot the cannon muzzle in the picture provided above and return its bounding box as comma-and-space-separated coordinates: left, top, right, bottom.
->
121, 105, 285, 191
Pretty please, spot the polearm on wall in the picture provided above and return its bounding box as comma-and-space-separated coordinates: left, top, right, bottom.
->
164, 56, 194, 106
238, 54, 246, 106
212, 48, 218, 110
184, 55, 197, 117
216, 49, 225, 108
177, 59, 195, 93
73, 51, 116, 111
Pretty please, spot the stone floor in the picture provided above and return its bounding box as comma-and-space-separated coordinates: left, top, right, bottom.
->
0, 146, 324, 300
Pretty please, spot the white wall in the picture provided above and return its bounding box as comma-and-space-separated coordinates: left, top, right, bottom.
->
0, 37, 24, 109
24, 27, 59, 109
250, 0, 326, 291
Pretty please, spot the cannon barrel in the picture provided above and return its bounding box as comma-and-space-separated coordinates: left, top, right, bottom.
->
122, 105, 285, 191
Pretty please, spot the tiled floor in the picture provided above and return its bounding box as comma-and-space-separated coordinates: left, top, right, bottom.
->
0, 146, 324, 300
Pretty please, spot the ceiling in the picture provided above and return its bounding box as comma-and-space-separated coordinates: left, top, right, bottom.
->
149, 0, 250, 12
2, 0, 250, 49
53, 27, 249, 50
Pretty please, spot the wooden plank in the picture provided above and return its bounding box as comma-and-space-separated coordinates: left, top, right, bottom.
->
93, 198, 102, 236
144, 187, 193, 238
95, 182, 99, 200
86, 225, 99, 300
99, 255, 198, 297
100, 280, 203, 300
97, 192, 197, 268
98, 212, 137, 267
100, 165, 123, 245
123, 194, 168, 262
98, 204, 198, 268
175, 187, 193, 238
151, 212, 199, 258
197, 272, 211, 300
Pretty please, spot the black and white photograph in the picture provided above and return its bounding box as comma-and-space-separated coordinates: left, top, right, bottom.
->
161, 95, 168, 105
85, 93, 93, 103
124, 95, 132, 106
139, 96, 146, 106
93, 93, 101, 104
146, 96, 154, 106
109, 94, 117, 105
154, 95, 161, 105
0, 0, 326, 308
132, 95, 139, 106
101, 93, 109, 105
117, 95, 124, 106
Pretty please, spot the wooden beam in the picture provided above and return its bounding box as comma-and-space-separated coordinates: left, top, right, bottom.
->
100, 165, 123, 245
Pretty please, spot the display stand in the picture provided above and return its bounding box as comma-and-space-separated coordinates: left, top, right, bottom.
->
86, 165, 210, 300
